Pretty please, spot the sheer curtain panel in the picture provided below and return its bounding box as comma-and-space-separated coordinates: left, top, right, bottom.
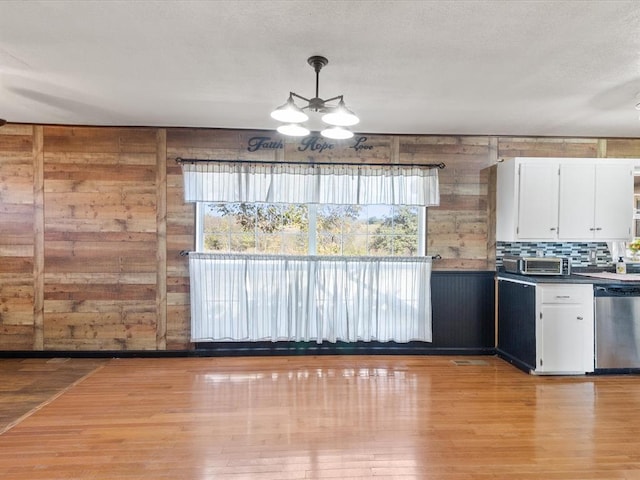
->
181, 162, 440, 206
189, 253, 432, 343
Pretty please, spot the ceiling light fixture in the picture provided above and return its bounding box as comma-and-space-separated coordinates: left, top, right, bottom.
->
271, 55, 359, 139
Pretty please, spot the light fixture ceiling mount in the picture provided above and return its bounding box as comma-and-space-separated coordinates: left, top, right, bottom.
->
271, 55, 359, 139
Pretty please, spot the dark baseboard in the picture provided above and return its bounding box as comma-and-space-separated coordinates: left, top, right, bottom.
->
194, 341, 496, 356
0, 350, 197, 358
593, 368, 640, 375
0, 344, 496, 359
495, 348, 534, 374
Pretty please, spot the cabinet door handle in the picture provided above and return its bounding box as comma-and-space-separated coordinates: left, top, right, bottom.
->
595, 227, 602, 231
589, 228, 596, 231
556, 295, 570, 298
577, 316, 583, 320
549, 227, 557, 231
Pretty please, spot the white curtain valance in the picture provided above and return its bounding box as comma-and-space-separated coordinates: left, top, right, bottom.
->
181, 162, 440, 206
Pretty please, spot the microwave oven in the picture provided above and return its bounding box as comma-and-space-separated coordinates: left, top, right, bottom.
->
503, 255, 571, 276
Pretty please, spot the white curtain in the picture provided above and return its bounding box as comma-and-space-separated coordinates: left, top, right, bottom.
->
182, 162, 440, 206
190, 253, 432, 343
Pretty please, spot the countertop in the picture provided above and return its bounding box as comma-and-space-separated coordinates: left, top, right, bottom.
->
496, 268, 640, 286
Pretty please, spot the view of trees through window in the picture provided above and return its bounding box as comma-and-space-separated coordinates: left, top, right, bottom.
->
200, 203, 422, 256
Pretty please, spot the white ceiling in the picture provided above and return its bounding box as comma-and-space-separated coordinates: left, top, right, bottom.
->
1, 0, 640, 138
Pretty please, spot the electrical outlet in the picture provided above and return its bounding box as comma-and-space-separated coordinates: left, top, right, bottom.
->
589, 249, 597, 264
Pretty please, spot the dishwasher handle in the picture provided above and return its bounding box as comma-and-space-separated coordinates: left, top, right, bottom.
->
595, 286, 640, 297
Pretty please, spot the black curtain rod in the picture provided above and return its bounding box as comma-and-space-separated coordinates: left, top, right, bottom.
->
180, 250, 442, 260
175, 157, 445, 169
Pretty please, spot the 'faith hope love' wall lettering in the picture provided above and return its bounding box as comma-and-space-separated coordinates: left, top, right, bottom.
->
247, 135, 374, 153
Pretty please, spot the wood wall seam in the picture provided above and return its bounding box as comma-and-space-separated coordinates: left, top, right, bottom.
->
33, 125, 45, 350
156, 129, 167, 350
597, 139, 607, 158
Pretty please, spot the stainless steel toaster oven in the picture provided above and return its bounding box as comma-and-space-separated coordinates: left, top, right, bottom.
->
503, 255, 571, 276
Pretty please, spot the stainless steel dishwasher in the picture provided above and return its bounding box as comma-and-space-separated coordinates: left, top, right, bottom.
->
594, 285, 640, 369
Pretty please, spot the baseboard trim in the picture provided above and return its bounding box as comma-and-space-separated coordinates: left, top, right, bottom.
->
495, 348, 534, 374
1, 344, 496, 358
194, 341, 495, 356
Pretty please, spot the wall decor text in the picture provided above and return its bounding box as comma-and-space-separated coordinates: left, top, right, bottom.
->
246, 135, 373, 154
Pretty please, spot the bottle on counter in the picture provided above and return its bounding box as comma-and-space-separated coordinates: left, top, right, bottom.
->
616, 256, 627, 274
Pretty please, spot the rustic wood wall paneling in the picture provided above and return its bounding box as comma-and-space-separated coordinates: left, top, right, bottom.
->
33, 126, 44, 350
486, 136, 498, 268
497, 137, 599, 159
400, 136, 492, 270
42, 126, 159, 351
3, 125, 640, 353
597, 139, 607, 158
156, 129, 167, 350
169, 129, 280, 162
0, 124, 35, 350
166, 129, 196, 349
390, 136, 400, 164
488, 138, 499, 347
605, 139, 640, 158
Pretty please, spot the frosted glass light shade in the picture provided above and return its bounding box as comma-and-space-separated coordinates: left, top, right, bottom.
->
271, 98, 309, 123
321, 126, 354, 140
277, 123, 310, 137
321, 100, 359, 127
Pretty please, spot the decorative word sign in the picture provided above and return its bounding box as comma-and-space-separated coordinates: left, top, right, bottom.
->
246, 137, 284, 152
246, 135, 374, 154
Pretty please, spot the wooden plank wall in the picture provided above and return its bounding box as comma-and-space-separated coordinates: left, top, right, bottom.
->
42, 127, 159, 350
1, 125, 640, 351
0, 125, 35, 350
399, 136, 493, 270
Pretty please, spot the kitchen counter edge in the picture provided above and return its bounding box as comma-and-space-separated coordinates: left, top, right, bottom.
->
496, 270, 640, 285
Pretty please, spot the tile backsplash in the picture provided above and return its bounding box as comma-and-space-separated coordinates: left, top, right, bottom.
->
496, 242, 612, 268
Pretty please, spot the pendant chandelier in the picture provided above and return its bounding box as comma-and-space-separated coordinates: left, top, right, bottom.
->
270, 55, 359, 140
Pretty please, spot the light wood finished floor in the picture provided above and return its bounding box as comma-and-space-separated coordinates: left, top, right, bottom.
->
1, 355, 640, 479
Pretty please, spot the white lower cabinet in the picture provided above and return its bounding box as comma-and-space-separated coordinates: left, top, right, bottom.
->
535, 284, 594, 374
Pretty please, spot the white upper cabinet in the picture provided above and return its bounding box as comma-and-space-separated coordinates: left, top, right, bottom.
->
497, 157, 634, 242
517, 162, 560, 240
497, 157, 560, 241
559, 162, 633, 240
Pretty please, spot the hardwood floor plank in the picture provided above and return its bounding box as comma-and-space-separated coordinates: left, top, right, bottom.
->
0, 356, 640, 479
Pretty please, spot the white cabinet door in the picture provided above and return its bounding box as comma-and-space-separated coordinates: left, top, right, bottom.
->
517, 162, 559, 240
559, 162, 632, 241
558, 164, 596, 239
539, 303, 587, 373
536, 284, 594, 374
594, 163, 633, 240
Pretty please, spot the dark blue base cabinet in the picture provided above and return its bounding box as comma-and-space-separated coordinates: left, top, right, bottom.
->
496, 279, 536, 371
196, 271, 496, 356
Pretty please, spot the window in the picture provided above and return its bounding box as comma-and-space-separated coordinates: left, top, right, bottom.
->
183, 161, 438, 344
196, 202, 426, 256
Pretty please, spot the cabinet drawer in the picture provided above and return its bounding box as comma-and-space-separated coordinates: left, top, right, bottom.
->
539, 285, 592, 304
